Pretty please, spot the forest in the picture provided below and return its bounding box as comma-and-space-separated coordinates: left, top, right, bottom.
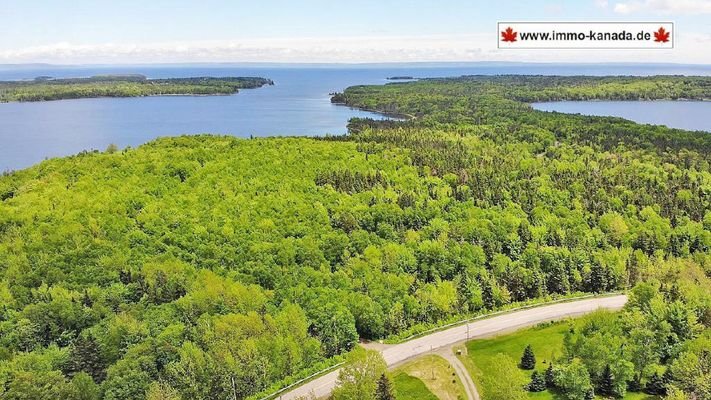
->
457, 267, 710, 400
0, 75, 709, 399
0, 76, 273, 102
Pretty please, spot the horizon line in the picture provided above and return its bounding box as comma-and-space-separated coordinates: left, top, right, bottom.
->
2, 60, 711, 68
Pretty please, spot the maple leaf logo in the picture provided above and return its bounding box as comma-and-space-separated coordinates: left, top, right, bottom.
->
501, 27, 517, 43
654, 27, 670, 43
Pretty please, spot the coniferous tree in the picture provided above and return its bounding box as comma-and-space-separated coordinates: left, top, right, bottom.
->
584, 387, 595, 400
527, 371, 546, 392
545, 363, 556, 388
375, 373, 396, 400
628, 373, 642, 392
482, 280, 495, 310
644, 371, 666, 395
598, 364, 615, 397
520, 344, 536, 370
562, 329, 575, 361
589, 263, 609, 293
81, 289, 93, 308
662, 368, 674, 389
65, 334, 106, 383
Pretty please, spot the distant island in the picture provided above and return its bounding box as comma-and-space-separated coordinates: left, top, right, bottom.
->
386, 76, 415, 80
0, 75, 273, 102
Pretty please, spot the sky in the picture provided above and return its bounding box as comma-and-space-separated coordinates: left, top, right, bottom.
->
1, 0, 711, 64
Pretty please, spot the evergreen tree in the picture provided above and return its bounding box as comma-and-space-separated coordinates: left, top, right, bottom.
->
456, 274, 475, 313
627, 373, 642, 392
520, 344, 536, 370
662, 368, 674, 388
545, 363, 556, 388
527, 371, 546, 392
518, 221, 532, 246
584, 388, 595, 400
65, 334, 106, 383
598, 364, 615, 397
482, 280, 495, 309
375, 373, 396, 400
644, 371, 666, 395
562, 329, 575, 361
81, 289, 93, 308
589, 263, 610, 293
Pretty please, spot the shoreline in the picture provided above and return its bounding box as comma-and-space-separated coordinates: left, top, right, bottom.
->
330, 101, 415, 121
0, 76, 273, 103
0, 92, 243, 104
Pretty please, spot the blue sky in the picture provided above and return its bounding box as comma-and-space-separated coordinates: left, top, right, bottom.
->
2, 0, 711, 64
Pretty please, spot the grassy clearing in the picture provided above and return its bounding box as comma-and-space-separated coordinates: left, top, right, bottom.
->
393, 372, 439, 400
461, 320, 660, 400
465, 321, 568, 400
392, 354, 467, 400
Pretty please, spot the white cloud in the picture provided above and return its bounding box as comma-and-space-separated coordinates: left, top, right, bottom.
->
544, 4, 565, 15
612, 0, 711, 14
0, 36, 490, 64
595, 0, 609, 9
1, 32, 711, 64
613, 1, 638, 12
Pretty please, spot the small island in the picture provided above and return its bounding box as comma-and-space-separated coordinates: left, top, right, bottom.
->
386, 76, 415, 80
0, 75, 273, 102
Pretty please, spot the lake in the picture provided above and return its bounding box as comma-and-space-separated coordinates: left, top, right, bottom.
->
532, 101, 711, 132
2, 63, 711, 171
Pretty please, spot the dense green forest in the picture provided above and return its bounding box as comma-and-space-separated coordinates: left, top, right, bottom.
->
0, 76, 273, 102
334, 75, 711, 153
550, 274, 711, 400
0, 75, 709, 399
333, 269, 710, 400
459, 266, 710, 400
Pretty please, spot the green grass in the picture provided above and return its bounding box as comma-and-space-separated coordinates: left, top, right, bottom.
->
461, 320, 660, 400
464, 321, 568, 400
624, 394, 660, 400
393, 354, 466, 400
393, 371, 439, 400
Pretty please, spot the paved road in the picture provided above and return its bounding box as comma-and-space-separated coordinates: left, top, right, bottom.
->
280, 295, 627, 399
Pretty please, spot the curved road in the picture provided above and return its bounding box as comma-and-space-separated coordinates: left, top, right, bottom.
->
437, 347, 480, 400
280, 295, 627, 399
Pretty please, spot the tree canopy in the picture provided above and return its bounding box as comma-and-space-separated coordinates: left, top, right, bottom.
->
0, 76, 273, 102
0, 74, 709, 399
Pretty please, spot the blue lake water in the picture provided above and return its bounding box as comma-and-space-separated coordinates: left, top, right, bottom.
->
2, 63, 711, 171
532, 101, 711, 133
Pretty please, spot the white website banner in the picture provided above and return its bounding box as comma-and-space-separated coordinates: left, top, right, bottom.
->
497, 22, 674, 49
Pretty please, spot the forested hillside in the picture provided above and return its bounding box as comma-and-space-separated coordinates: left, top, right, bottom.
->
0, 75, 709, 399
334, 75, 711, 400
335, 75, 711, 153
0, 76, 273, 102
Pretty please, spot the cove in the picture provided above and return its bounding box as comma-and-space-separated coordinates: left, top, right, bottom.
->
532, 100, 711, 133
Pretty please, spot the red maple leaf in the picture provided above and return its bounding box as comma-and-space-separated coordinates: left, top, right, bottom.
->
654, 27, 670, 43
501, 27, 517, 43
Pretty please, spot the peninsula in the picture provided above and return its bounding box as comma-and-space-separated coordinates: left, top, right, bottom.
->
0, 75, 273, 102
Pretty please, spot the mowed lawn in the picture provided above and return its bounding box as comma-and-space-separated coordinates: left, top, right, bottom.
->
393, 372, 439, 400
392, 354, 467, 400
460, 320, 660, 400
